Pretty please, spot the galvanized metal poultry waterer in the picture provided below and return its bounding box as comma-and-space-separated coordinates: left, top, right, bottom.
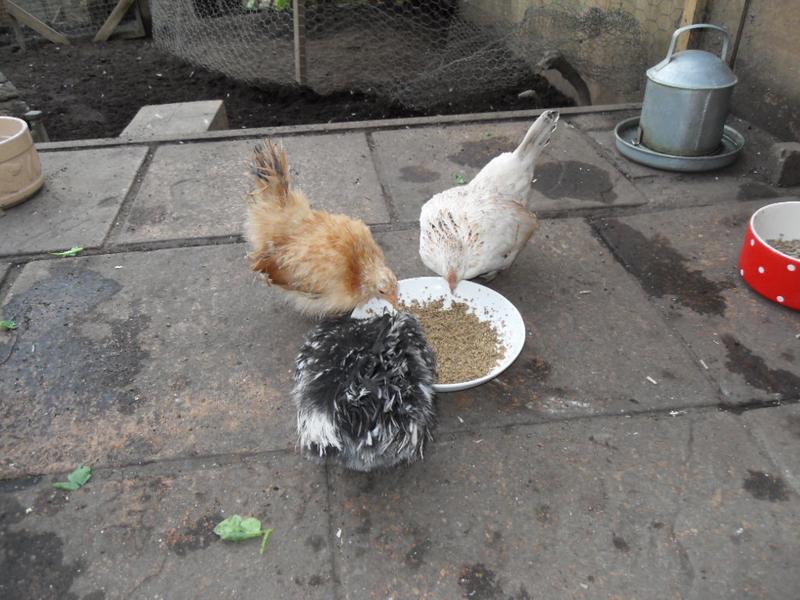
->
639, 23, 738, 157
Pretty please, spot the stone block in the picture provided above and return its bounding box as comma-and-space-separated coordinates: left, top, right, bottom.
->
120, 100, 229, 139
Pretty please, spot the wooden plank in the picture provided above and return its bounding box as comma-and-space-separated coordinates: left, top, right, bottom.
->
293, 0, 307, 85
6, 0, 69, 45
676, 0, 709, 52
93, 0, 136, 43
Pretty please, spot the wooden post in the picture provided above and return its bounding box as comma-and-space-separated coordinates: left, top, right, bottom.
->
93, 0, 136, 42
675, 0, 709, 52
6, 0, 70, 45
293, 0, 307, 86
729, 0, 752, 68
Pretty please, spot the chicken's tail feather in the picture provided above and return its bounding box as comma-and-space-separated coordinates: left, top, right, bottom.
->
513, 109, 559, 168
252, 140, 295, 208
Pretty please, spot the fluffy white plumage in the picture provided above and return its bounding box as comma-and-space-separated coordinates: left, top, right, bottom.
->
419, 110, 559, 289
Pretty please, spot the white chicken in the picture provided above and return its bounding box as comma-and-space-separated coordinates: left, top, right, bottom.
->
419, 110, 559, 291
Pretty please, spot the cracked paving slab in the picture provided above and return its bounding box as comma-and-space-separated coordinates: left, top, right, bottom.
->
328, 410, 800, 600
117, 133, 389, 244
377, 221, 719, 430
592, 200, 800, 408
0, 244, 316, 477
0, 453, 332, 600
0, 147, 148, 256
371, 120, 646, 222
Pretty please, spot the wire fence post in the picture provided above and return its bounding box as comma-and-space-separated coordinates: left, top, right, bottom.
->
293, 0, 307, 86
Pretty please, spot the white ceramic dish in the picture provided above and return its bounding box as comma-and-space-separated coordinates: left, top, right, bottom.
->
352, 277, 525, 392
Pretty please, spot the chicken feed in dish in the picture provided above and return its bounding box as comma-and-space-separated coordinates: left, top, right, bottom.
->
767, 238, 800, 259
400, 298, 506, 384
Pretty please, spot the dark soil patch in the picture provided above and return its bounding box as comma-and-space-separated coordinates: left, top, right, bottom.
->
0, 36, 572, 142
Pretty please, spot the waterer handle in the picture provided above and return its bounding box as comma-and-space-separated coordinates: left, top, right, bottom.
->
664, 23, 731, 64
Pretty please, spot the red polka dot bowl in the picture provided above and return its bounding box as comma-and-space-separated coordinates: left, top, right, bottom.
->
739, 201, 800, 310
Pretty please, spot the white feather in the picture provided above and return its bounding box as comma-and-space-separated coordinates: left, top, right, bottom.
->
297, 408, 342, 453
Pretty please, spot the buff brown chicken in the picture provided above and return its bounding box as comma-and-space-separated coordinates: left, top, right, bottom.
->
245, 141, 398, 316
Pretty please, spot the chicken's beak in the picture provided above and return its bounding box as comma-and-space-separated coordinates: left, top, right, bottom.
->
387, 290, 399, 307
447, 270, 458, 294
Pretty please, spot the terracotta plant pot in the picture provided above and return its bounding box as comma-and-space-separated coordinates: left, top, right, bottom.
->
0, 116, 44, 209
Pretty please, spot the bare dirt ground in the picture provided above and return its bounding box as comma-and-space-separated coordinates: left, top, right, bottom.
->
0, 35, 572, 141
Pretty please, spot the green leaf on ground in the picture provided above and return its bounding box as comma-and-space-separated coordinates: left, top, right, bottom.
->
453, 174, 466, 185
50, 246, 84, 257
53, 465, 92, 491
214, 515, 264, 541
0, 320, 17, 330
214, 515, 273, 555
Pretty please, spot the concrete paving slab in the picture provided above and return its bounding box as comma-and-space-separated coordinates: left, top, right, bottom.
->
744, 404, 800, 490
376, 222, 718, 430
371, 121, 646, 222
120, 100, 229, 140
0, 244, 315, 477
570, 112, 800, 207
0, 147, 147, 257
117, 133, 389, 244
329, 411, 800, 600
0, 454, 333, 600
593, 200, 800, 408
567, 110, 650, 179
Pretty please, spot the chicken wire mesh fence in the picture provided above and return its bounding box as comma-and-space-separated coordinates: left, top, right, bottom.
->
152, 0, 688, 108
7, 0, 123, 38
8, 1, 688, 107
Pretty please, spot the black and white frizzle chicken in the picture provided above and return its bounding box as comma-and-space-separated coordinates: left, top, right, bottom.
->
292, 312, 437, 472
